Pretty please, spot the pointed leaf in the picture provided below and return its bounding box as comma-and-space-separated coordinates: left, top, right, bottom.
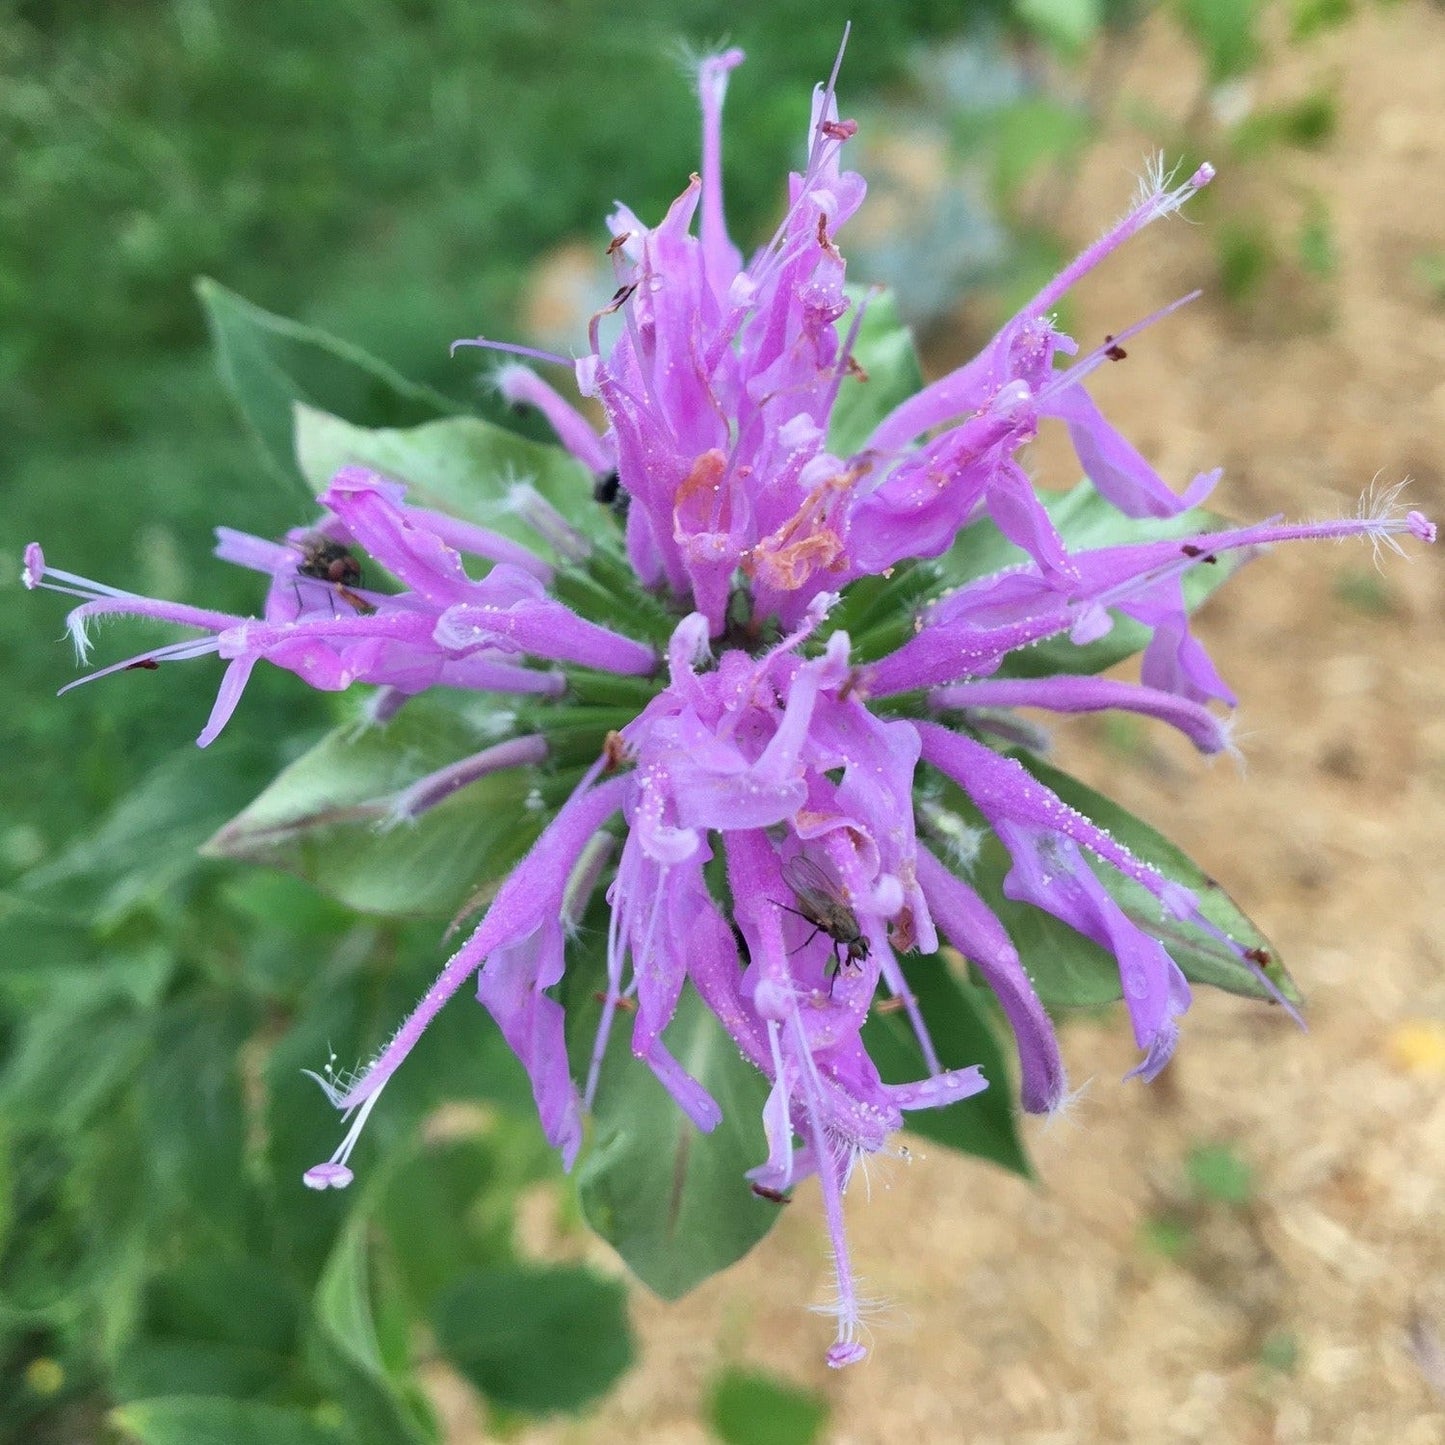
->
293, 405, 612, 548
310, 1221, 435, 1445
577, 986, 774, 1300
828, 287, 925, 457
925, 754, 1292, 1009
862, 954, 1031, 1176
1, 995, 152, 1133
923, 766, 1129, 1009
197, 279, 458, 490
970, 828, 1127, 1008
432, 1264, 633, 1415
21, 740, 274, 925
1016, 753, 1295, 1003
203, 699, 544, 917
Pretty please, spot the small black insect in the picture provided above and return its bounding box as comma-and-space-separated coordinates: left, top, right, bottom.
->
295, 536, 363, 588
777, 854, 870, 976
751, 1183, 792, 1205
290, 536, 375, 614
592, 469, 630, 519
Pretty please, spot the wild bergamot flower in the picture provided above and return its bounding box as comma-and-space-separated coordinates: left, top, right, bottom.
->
26, 41, 1434, 1368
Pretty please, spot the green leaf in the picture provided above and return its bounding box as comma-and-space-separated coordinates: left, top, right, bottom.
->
197, 280, 459, 491
1216, 222, 1273, 304
991, 482, 1244, 679
862, 956, 1031, 1176
1186, 1141, 1255, 1205
846, 480, 1243, 675
967, 827, 1127, 1008
114, 1258, 301, 1403
1258, 1328, 1300, 1374
924, 755, 1293, 1009
309, 1220, 435, 1445
707, 1367, 828, 1445
577, 985, 775, 1300
827, 559, 950, 664
1290, 0, 1351, 39
827, 288, 924, 458
0, 995, 152, 1133
990, 97, 1093, 198
20, 740, 273, 926
112, 1397, 345, 1445
203, 698, 544, 917
293, 405, 611, 550
432, 1264, 633, 1415
139, 997, 255, 1238
1176, 0, 1260, 84
1011, 0, 1102, 58
1297, 205, 1338, 279
375, 1136, 521, 1316
0, 1121, 13, 1267
1234, 92, 1337, 153
221, 873, 359, 998
1017, 754, 1295, 1004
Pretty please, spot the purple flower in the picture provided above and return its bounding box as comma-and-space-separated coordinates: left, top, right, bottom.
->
26, 40, 1436, 1369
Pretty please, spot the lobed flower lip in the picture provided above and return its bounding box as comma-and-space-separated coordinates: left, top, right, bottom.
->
25, 37, 1436, 1371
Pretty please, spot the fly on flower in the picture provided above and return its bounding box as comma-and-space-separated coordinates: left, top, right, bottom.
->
778, 853, 871, 977
290, 535, 376, 614
293, 535, 363, 588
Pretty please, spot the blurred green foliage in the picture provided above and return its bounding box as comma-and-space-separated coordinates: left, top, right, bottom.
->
1185, 1141, 1256, 1206
1257, 1328, 1301, 1374
707, 1367, 828, 1445
1414, 249, 1445, 304
1216, 219, 1274, 303
1290, 0, 1352, 40
1175, 0, 1260, 84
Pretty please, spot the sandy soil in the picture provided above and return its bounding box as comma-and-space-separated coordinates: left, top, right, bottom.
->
442, 6, 1445, 1441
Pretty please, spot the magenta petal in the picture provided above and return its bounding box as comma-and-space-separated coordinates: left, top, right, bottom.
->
917, 721, 1197, 916
497, 364, 614, 478
932, 675, 1232, 755
1042, 384, 1193, 519
322, 470, 477, 605
883, 1065, 986, 1111
196, 655, 258, 748
994, 817, 1191, 1081
916, 844, 1066, 1115
435, 583, 656, 674
476, 918, 584, 1168
316, 774, 629, 1121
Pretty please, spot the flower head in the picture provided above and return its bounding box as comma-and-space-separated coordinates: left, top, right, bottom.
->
27, 41, 1434, 1368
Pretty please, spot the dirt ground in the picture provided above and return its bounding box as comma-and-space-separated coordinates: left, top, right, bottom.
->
442, 6, 1445, 1441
